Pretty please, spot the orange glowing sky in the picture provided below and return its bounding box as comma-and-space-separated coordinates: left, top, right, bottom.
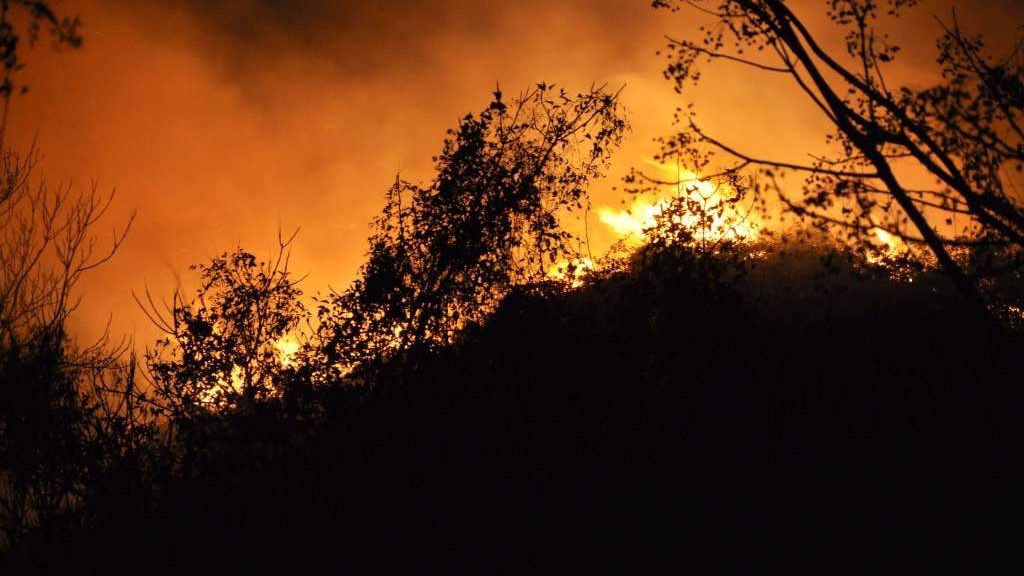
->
6, 0, 1023, 345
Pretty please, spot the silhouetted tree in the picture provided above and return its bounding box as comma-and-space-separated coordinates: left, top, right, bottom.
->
139, 236, 308, 477
653, 0, 1024, 314
1, 147, 131, 347
316, 84, 627, 375
0, 145, 135, 551
0, 3, 148, 552
142, 236, 306, 417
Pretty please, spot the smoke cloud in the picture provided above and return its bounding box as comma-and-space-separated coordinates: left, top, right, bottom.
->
5, 0, 1021, 344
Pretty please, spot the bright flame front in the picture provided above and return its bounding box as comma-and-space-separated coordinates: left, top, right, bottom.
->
595, 159, 758, 247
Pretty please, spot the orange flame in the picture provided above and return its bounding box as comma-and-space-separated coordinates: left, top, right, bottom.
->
596, 159, 758, 246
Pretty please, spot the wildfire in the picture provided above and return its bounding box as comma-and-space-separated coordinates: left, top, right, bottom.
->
546, 257, 595, 287
866, 227, 907, 263
597, 196, 666, 241
596, 159, 758, 247
196, 334, 302, 406
273, 334, 302, 367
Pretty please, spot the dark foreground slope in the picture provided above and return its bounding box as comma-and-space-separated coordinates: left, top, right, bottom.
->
8, 245, 1022, 572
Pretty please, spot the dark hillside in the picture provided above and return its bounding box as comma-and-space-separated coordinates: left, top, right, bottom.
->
11, 240, 1019, 573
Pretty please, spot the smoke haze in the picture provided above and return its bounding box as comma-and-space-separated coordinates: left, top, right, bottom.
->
6, 0, 1022, 343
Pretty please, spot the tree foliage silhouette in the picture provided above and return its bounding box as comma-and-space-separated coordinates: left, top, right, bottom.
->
142, 236, 306, 421
0, 10, 145, 543
0, 150, 136, 551
0, 0, 81, 146
0, 331, 159, 552
0, 130, 136, 553
135, 237, 309, 482
653, 0, 1024, 313
631, 171, 757, 302
315, 83, 627, 375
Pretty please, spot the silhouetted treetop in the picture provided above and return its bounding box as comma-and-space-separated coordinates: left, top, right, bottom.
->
141, 236, 306, 420
315, 83, 627, 375
653, 0, 1024, 316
